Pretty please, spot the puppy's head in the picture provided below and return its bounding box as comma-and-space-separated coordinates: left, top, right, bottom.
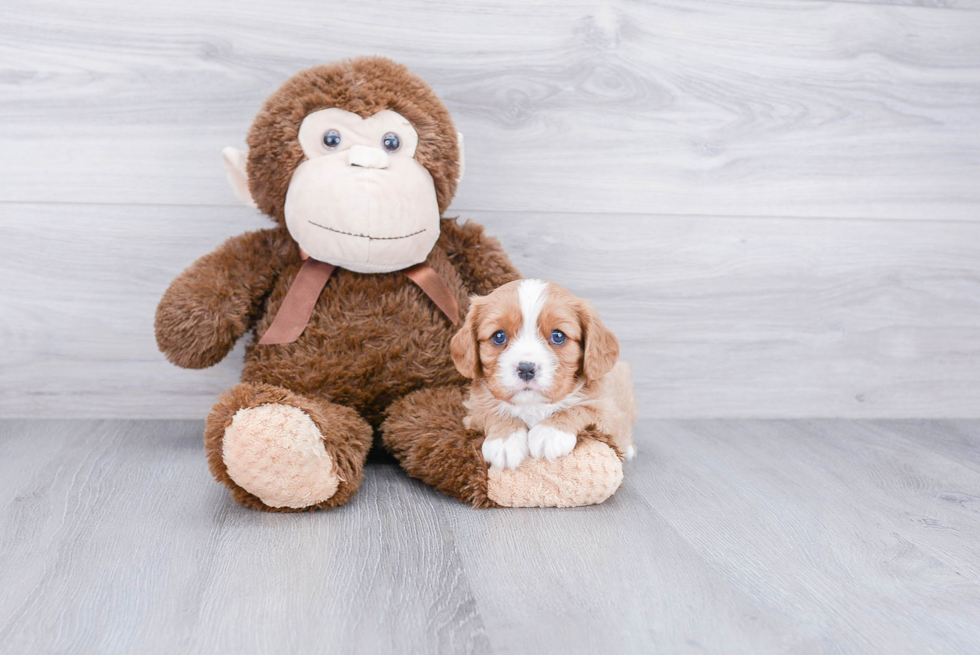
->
451, 279, 619, 404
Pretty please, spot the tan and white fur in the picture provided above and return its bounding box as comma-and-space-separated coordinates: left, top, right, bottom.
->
450, 279, 638, 470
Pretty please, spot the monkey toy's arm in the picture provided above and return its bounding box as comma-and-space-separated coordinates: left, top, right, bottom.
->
438, 218, 522, 296
155, 227, 295, 369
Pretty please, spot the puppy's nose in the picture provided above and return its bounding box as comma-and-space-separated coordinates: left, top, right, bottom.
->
517, 362, 536, 381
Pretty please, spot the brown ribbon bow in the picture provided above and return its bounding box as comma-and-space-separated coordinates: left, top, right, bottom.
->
258, 258, 460, 345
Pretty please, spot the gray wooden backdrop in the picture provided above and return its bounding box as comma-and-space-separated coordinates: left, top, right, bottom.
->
2, 0, 979, 419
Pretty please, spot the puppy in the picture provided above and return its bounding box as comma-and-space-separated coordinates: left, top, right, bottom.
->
450, 279, 638, 470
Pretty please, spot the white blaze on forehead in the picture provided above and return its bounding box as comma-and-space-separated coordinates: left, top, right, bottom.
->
497, 279, 558, 401
518, 279, 548, 336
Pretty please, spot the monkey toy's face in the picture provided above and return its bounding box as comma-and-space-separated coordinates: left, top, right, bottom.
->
283, 108, 441, 273
222, 60, 464, 275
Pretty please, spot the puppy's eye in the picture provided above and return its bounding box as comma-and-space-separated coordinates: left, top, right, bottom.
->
382, 132, 401, 152
491, 330, 507, 346
550, 330, 567, 345
323, 130, 342, 149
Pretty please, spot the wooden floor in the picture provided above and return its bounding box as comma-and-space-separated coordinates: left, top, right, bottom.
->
2, 419, 979, 654
2, 3, 979, 651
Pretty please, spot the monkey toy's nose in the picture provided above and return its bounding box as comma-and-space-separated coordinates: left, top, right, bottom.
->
348, 145, 389, 169
517, 362, 536, 381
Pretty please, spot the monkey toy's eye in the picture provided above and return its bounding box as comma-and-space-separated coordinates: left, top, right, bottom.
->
323, 130, 342, 150
550, 330, 566, 346
382, 132, 401, 152
491, 330, 507, 346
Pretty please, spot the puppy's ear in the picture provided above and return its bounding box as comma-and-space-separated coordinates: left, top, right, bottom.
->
580, 300, 619, 382
450, 297, 483, 379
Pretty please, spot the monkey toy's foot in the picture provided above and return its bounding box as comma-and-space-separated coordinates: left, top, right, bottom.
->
204, 382, 373, 512
484, 438, 623, 508
382, 386, 624, 508
222, 404, 341, 508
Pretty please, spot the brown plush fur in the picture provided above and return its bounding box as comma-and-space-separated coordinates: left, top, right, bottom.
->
158, 215, 520, 509
156, 58, 622, 512
246, 57, 460, 224
155, 228, 295, 370
381, 386, 494, 508
174, 219, 516, 429
381, 388, 626, 508
204, 381, 373, 512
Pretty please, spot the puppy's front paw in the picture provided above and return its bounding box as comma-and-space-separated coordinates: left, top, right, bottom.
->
482, 429, 529, 469
528, 424, 577, 461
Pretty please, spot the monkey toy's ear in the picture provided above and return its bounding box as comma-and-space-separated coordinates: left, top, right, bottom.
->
456, 132, 465, 184
221, 147, 258, 209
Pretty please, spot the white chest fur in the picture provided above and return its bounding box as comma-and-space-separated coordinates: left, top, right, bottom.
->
494, 391, 586, 428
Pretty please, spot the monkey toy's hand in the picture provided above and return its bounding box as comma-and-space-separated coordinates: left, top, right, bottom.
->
155, 228, 291, 369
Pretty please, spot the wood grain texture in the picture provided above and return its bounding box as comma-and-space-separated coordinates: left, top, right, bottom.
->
3, 203, 980, 418
2, 419, 979, 653
825, 0, 980, 8
632, 419, 980, 654
0, 0, 978, 220
0, 420, 490, 654
2, 0, 980, 419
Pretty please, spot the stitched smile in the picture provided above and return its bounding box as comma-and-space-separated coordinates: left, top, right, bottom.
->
308, 221, 426, 241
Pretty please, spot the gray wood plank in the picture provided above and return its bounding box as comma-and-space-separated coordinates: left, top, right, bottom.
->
870, 419, 980, 470
1, 0, 978, 220
444, 484, 812, 653
509, 210, 980, 419
3, 419, 980, 653
634, 419, 980, 654
4, 203, 980, 419
0, 420, 489, 655
0, 420, 232, 652
187, 468, 489, 655
821, 0, 980, 8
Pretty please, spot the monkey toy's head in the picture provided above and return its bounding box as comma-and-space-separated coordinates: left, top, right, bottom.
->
222, 57, 463, 274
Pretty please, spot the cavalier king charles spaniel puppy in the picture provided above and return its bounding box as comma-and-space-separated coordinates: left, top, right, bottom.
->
450, 279, 637, 470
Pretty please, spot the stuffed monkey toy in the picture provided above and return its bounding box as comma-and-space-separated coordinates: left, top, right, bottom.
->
155, 57, 625, 511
